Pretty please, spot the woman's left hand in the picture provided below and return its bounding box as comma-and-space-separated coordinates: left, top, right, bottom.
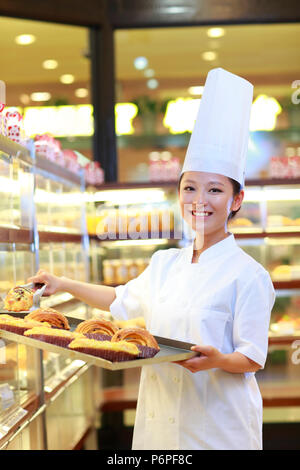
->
174, 344, 223, 373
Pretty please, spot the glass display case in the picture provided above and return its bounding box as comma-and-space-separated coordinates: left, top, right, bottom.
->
0, 135, 97, 450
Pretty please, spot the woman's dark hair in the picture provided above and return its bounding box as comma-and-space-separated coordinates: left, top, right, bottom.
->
177, 174, 242, 220
227, 177, 242, 220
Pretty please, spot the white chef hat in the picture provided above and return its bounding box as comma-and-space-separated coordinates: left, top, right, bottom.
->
181, 68, 253, 187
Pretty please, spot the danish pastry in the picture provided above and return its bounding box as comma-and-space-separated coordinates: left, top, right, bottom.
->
0, 316, 51, 336
111, 328, 160, 358
24, 326, 83, 348
75, 318, 118, 340
68, 338, 139, 362
25, 308, 70, 330
4, 286, 34, 312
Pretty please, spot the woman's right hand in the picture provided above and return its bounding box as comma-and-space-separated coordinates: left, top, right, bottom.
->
27, 269, 64, 296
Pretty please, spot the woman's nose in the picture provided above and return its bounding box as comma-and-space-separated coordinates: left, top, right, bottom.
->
193, 191, 207, 206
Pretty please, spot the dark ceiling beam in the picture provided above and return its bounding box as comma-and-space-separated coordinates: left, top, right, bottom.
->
108, 0, 300, 28
0, 0, 106, 25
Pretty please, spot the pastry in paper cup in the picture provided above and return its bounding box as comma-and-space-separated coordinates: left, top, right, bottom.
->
0, 316, 51, 336
24, 326, 83, 348
25, 308, 70, 330
4, 286, 34, 312
111, 328, 160, 359
68, 338, 139, 362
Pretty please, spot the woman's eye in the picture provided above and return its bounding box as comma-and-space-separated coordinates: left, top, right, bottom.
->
183, 186, 194, 191
209, 188, 222, 193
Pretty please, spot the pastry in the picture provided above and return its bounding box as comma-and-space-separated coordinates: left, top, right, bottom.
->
68, 338, 139, 362
4, 286, 34, 312
111, 328, 160, 358
24, 326, 83, 348
25, 308, 70, 330
0, 316, 51, 336
75, 318, 118, 340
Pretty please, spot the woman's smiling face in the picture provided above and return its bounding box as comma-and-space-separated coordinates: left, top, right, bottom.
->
179, 171, 244, 238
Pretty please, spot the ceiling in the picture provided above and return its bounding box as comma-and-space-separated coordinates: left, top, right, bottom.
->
0, 16, 300, 106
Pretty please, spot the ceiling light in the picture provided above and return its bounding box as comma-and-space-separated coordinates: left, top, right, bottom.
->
75, 88, 89, 98
202, 51, 217, 61
43, 59, 58, 70
60, 74, 75, 84
147, 79, 159, 90
134, 56, 148, 70
188, 86, 204, 96
207, 27, 225, 38
19, 94, 30, 105
15, 34, 36, 45
144, 69, 155, 78
30, 92, 51, 102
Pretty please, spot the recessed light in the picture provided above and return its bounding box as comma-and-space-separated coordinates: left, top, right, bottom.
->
31, 92, 51, 102
147, 79, 159, 90
188, 86, 204, 96
43, 59, 58, 70
144, 69, 155, 78
60, 74, 75, 84
207, 27, 225, 38
134, 56, 148, 70
202, 51, 217, 61
75, 88, 88, 98
15, 34, 36, 45
19, 94, 30, 105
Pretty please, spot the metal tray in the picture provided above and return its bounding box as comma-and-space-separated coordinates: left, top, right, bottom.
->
0, 312, 197, 371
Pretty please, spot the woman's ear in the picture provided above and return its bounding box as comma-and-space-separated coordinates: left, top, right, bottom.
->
231, 189, 244, 212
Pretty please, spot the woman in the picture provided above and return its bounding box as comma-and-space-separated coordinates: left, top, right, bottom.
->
28, 69, 275, 449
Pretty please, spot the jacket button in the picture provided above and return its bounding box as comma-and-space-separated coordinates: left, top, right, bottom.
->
173, 376, 180, 383
148, 411, 154, 419
168, 417, 175, 424
151, 373, 156, 380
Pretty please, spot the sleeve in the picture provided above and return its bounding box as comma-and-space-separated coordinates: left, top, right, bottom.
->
233, 269, 275, 368
109, 262, 151, 322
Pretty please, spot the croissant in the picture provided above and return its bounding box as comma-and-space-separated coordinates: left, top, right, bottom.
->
111, 328, 159, 349
25, 308, 70, 330
75, 318, 118, 338
4, 286, 34, 312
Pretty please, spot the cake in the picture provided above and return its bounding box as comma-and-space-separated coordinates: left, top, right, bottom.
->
25, 308, 70, 330
75, 318, 118, 340
4, 286, 34, 312
68, 338, 139, 362
24, 326, 83, 348
111, 328, 160, 359
0, 316, 51, 335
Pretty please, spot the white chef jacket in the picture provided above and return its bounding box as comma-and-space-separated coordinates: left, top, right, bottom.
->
110, 233, 275, 450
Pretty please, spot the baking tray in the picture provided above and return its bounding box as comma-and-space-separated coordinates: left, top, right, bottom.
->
0, 312, 197, 371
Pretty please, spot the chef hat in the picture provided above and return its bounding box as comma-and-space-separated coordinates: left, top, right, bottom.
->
181, 68, 253, 187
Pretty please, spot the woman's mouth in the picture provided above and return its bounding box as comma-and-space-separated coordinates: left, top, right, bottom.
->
191, 210, 213, 217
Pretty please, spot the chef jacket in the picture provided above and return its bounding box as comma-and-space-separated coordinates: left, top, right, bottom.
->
110, 233, 275, 450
